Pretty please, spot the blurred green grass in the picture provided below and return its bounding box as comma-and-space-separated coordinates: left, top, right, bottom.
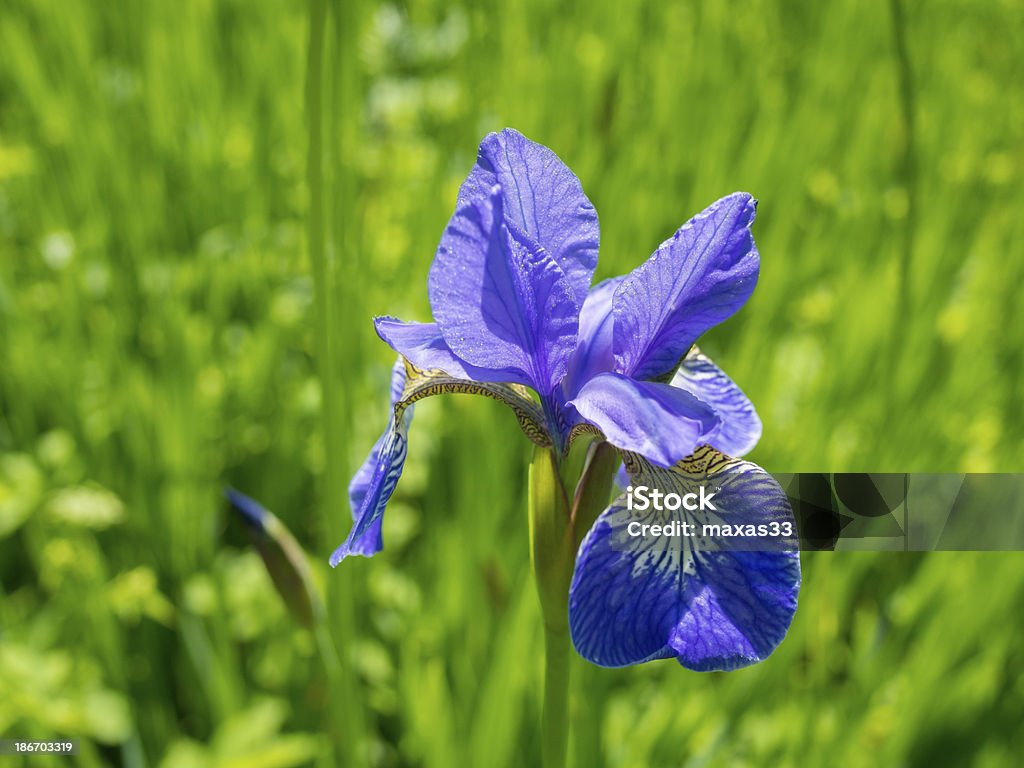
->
1, 0, 1023, 766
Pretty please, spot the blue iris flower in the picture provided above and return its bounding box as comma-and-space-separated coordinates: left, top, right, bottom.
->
337, 129, 800, 671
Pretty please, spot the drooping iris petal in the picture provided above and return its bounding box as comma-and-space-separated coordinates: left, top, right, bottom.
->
562, 277, 623, 397
569, 446, 800, 670
613, 193, 759, 381
375, 317, 519, 383
333, 358, 553, 566
670, 346, 762, 457
348, 357, 409, 524
347, 357, 409, 525
344, 429, 390, 556
394, 361, 553, 449
335, 419, 409, 564
337, 358, 412, 562
568, 372, 719, 467
428, 187, 580, 394
458, 128, 599, 308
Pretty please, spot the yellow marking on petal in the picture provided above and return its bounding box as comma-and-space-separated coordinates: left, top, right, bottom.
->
622, 444, 737, 479
398, 359, 552, 447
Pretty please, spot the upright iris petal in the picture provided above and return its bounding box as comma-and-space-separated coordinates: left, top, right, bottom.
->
612, 193, 759, 381
563, 277, 622, 396
428, 186, 581, 394
458, 128, 600, 309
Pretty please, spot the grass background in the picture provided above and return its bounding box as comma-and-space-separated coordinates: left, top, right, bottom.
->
2, 0, 1023, 765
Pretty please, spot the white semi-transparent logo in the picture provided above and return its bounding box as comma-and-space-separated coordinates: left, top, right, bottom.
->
624, 484, 795, 540
626, 484, 718, 512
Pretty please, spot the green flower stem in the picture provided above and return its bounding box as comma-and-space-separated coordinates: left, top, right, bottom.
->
529, 441, 619, 768
542, 624, 571, 768
529, 447, 573, 768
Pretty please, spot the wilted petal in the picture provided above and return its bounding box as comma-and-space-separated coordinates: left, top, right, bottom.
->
428, 187, 580, 394
458, 128, 599, 308
569, 447, 800, 669
671, 347, 762, 456
568, 372, 719, 467
613, 193, 759, 381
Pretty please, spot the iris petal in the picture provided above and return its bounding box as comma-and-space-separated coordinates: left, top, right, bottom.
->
568, 372, 719, 467
428, 187, 580, 394
334, 358, 412, 563
375, 317, 519, 383
333, 358, 553, 566
568, 446, 800, 669
396, 361, 552, 449
613, 193, 760, 381
563, 277, 622, 397
671, 347, 762, 457
458, 128, 599, 308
